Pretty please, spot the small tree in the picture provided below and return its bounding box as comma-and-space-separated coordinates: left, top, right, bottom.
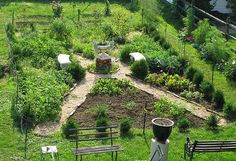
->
200, 81, 214, 102
183, 7, 195, 35
104, 0, 111, 16
51, 0, 63, 18
206, 115, 219, 130
213, 90, 225, 110
62, 118, 79, 138
202, 35, 229, 84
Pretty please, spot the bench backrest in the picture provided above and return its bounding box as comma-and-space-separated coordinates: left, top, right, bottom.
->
193, 140, 236, 152
70, 125, 119, 149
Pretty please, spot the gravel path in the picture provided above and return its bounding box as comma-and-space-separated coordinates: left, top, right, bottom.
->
34, 55, 228, 136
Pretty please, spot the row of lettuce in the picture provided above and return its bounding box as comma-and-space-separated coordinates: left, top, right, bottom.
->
119, 31, 236, 120
6, 19, 85, 125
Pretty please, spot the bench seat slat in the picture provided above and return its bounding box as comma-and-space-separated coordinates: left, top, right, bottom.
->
195, 144, 236, 148
72, 145, 123, 155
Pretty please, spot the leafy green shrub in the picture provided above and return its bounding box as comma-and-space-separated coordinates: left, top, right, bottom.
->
91, 78, 135, 95
73, 42, 83, 53
213, 90, 225, 110
131, 60, 149, 80
177, 118, 190, 132
145, 73, 192, 93
162, 41, 171, 50
200, 81, 214, 102
82, 43, 94, 59
66, 61, 85, 81
120, 118, 133, 136
0, 64, 4, 79
206, 115, 219, 130
50, 19, 73, 48
180, 90, 203, 102
120, 45, 134, 63
193, 71, 204, 88
224, 102, 236, 119
17, 68, 69, 123
168, 48, 178, 56
154, 98, 184, 118
184, 66, 197, 81
62, 118, 79, 139
224, 58, 236, 82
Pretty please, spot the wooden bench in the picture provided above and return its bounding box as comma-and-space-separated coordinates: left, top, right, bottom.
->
70, 125, 123, 161
184, 137, 236, 161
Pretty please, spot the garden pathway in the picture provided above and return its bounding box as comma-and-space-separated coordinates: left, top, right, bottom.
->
34, 55, 227, 136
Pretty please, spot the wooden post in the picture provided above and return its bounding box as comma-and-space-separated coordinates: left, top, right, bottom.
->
143, 102, 147, 136
141, 9, 144, 25
78, 9, 81, 23
12, 10, 15, 25
164, 24, 167, 39
24, 117, 28, 160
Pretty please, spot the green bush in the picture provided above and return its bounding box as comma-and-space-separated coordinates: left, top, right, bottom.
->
62, 118, 79, 138
66, 61, 85, 80
177, 118, 190, 132
96, 116, 109, 137
224, 58, 236, 82
120, 118, 132, 136
200, 81, 214, 102
154, 98, 184, 118
193, 71, 204, 88
192, 19, 211, 45
224, 102, 236, 119
17, 68, 69, 123
91, 78, 135, 95
74, 42, 83, 53
131, 60, 148, 80
82, 44, 94, 59
95, 104, 108, 119
184, 66, 197, 81
213, 90, 225, 110
120, 45, 134, 63
206, 115, 219, 130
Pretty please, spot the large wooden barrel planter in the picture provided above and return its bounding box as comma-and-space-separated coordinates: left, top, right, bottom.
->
152, 118, 174, 143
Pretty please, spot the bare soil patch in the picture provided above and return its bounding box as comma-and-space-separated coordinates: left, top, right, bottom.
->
71, 90, 205, 129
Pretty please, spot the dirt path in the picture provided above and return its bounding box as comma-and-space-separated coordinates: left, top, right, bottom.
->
34, 55, 227, 135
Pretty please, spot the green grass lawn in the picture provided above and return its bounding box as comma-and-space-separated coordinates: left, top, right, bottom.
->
0, 1, 236, 161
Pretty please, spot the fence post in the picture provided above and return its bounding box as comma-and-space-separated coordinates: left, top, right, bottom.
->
143, 102, 147, 136
142, 8, 144, 25
226, 17, 231, 40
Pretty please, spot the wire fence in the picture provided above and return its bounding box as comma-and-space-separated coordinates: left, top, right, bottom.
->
178, 0, 236, 40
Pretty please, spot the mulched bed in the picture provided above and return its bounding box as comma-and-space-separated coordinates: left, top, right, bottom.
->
71, 90, 205, 129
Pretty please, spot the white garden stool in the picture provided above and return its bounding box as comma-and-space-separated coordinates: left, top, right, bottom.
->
41, 146, 59, 161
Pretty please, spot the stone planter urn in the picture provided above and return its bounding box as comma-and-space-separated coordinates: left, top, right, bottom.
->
96, 53, 112, 71
152, 118, 174, 142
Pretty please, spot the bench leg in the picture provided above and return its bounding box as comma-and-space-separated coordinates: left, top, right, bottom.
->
111, 152, 114, 161
115, 152, 118, 161
184, 145, 186, 159
80, 155, 82, 161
